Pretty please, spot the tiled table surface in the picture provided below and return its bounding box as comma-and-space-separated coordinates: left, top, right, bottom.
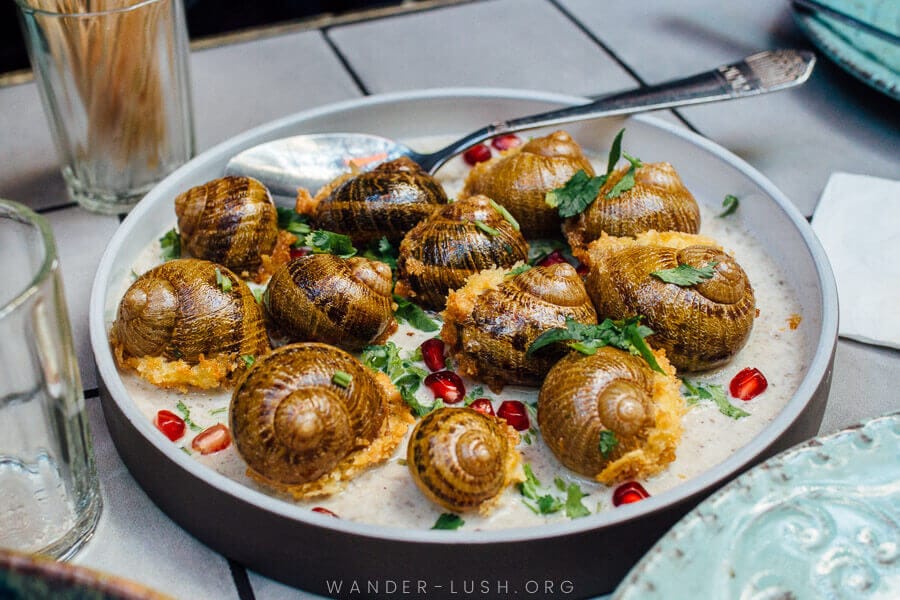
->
1, 0, 898, 598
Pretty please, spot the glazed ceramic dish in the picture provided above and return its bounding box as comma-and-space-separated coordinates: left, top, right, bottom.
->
89, 89, 838, 598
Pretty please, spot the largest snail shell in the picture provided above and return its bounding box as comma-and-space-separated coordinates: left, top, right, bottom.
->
231, 343, 400, 487
442, 263, 597, 391
538, 346, 683, 484
461, 130, 595, 238
175, 176, 278, 272
564, 162, 700, 250
407, 407, 521, 514
584, 232, 755, 371
263, 254, 396, 352
111, 258, 268, 364
395, 194, 529, 310
314, 157, 448, 245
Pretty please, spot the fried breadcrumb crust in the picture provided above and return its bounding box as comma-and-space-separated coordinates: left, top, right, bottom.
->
112, 339, 238, 392
574, 230, 720, 267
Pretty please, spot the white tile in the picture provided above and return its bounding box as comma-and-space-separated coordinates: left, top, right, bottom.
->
74, 398, 240, 599
559, 0, 900, 216
44, 207, 120, 391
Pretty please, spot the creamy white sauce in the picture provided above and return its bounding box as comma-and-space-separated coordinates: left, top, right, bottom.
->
109, 136, 808, 530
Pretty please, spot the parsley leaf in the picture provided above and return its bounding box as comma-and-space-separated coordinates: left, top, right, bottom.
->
489, 199, 520, 231
332, 371, 352, 388
718, 194, 739, 218
473, 219, 500, 236
605, 151, 643, 199
362, 236, 398, 271
544, 169, 607, 218
432, 513, 465, 530
598, 430, 618, 458
240, 355, 255, 368
214, 268, 233, 293
361, 342, 438, 416
682, 379, 750, 419
564, 483, 591, 519
520, 465, 590, 518
528, 239, 568, 265
462, 385, 485, 406
305, 230, 357, 258
175, 400, 202, 432
276, 207, 312, 236
159, 228, 181, 261
393, 295, 439, 332
651, 262, 718, 286
506, 263, 532, 278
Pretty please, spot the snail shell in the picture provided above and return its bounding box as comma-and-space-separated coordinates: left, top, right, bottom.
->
407, 407, 521, 514
314, 157, 448, 245
461, 130, 595, 238
111, 258, 268, 364
263, 254, 396, 352
395, 194, 530, 310
564, 162, 700, 250
538, 346, 683, 484
175, 176, 278, 272
584, 232, 755, 371
442, 263, 598, 391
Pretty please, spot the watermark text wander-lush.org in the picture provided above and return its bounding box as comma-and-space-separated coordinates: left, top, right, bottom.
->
324, 578, 576, 597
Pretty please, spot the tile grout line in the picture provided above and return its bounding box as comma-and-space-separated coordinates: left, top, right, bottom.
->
545, 0, 703, 135
321, 28, 371, 96
228, 558, 257, 600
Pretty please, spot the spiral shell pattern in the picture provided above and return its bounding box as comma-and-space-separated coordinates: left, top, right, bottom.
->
407, 407, 520, 513
175, 176, 278, 272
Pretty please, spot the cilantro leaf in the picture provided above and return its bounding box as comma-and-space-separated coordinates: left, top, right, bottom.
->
361, 342, 438, 416
651, 262, 718, 286
489, 199, 520, 231
393, 295, 439, 332
564, 483, 591, 519
305, 230, 357, 258
520, 465, 590, 518
606, 128, 625, 175
159, 228, 181, 261
362, 236, 398, 270
214, 268, 233, 293
598, 430, 618, 458
528, 239, 569, 265
506, 263, 532, 278
718, 194, 739, 218
605, 151, 643, 199
175, 400, 202, 432
544, 169, 607, 218
473, 219, 500, 236
682, 379, 750, 419
276, 207, 312, 236
240, 355, 256, 368
332, 371, 352, 388
462, 385, 484, 406
432, 513, 465, 530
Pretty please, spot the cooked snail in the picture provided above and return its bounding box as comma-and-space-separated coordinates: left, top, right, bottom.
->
564, 162, 700, 250
311, 157, 448, 245
461, 130, 595, 238
583, 232, 755, 371
538, 346, 683, 484
407, 407, 521, 514
110, 258, 269, 389
395, 194, 529, 310
263, 254, 396, 351
442, 263, 597, 391
175, 176, 278, 272
231, 342, 413, 497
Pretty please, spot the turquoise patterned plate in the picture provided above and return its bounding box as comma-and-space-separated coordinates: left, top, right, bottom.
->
613, 413, 900, 599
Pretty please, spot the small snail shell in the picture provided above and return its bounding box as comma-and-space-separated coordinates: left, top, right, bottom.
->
538, 346, 683, 484
407, 407, 521, 514
442, 263, 597, 391
175, 176, 278, 272
564, 162, 700, 250
314, 157, 448, 245
584, 232, 755, 371
395, 195, 530, 310
111, 258, 268, 364
461, 131, 595, 238
263, 254, 396, 352
231, 343, 391, 486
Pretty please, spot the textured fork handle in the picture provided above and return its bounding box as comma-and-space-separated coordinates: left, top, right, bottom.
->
419, 50, 815, 174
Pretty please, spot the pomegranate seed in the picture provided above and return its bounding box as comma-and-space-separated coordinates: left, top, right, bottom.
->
491, 134, 521, 151
420, 338, 446, 372
730, 367, 768, 401
156, 410, 185, 442
469, 398, 495, 417
575, 262, 589, 276
289, 247, 309, 260
424, 370, 466, 404
191, 424, 232, 455
463, 144, 492, 165
312, 506, 340, 518
537, 249, 569, 267
613, 481, 650, 506
497, 400, 530, 431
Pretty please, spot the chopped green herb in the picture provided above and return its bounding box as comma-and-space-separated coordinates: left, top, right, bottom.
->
209, 407, 228, 416
214, 268, 233, 293
599, 430, 619, 458
251, 287, 264, 304
488, 199, 520, 231
520, 464, 590, 517
393, 295, 439, 332
651, 262, 718, 287
180, 446, 192, 456
408, 346, 424, 363
396, 458, 408, 466
130, 270, 139, 280
240, 355, 256, 368
332, 370, 352, 388
718, 194, 740, 218
473, 219, 500, 236
682, 379, 750, 419
276, 207, 312, 236
159, 228, 181, 261
361, 342, 438, 416
305, 230, 357, 258
175, 400, 202, 432
544, 169, 607, 218
605, 151, 643, 199
432, 513, 465, 530
522, 431, 533, 445
506, 263, 532, 278
462, 385, 485, 406
528, 239, 568, 265
362, 236, 399, 270
564, 483, 591, 519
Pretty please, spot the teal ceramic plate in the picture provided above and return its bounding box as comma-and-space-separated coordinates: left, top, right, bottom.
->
613, 412, 900, 599
793, 0, 900, 100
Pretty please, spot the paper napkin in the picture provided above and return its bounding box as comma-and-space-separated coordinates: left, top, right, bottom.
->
811, 172, 900, 350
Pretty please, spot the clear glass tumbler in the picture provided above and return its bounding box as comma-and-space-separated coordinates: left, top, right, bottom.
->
0, 199, 102, 560
14, 0, 196, 215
